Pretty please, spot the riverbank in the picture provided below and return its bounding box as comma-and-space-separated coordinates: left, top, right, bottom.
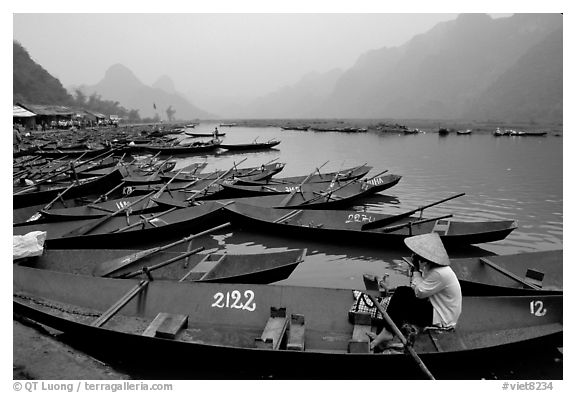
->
13, 318, 128, 380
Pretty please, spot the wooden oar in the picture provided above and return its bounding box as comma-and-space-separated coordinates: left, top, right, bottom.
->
361, 193, 466, 231
63, 191, 155, 237
366, 293, 435, 380
273, 209, 303, 224
92, 280, 150, 327
480, 257, 541, 290
235, 158, 279, 177
111, 207, 178, 233
92, 181, 127, 204
119, 246, 205, 279
144, 168, 185, 209
38, 182, 78, 212
185, 158, 247, 202
364, 169, 389, 182
94, 222, 232, 277
377, 214, 453, 234
299, 177, 357, 206
278, 161, 329, 207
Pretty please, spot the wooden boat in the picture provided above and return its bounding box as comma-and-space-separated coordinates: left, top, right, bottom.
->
15, 248, 307, 284
222, 202, 518, 247
403, 129, 420, 135
456, 130, 472, 135
232, 165, 372, 186
398, 250, 562, 296
219, 123, 238, 127
522, 132, 548, 137
31, 146, 112, 158
35, 194, 165, 222
219, 174, 402, 203
281, 126, 309, 131
13, 167, 128, 210
134, 140, 221, 155
13, 265, 562, 379
159, 162, 286, 183
219, 140, 280, 152
12, 201, 230, 249
438, 128, 450, 136
184, 132, 226, 138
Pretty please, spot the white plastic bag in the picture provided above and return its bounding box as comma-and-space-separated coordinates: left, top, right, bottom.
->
13, 231, 47, 260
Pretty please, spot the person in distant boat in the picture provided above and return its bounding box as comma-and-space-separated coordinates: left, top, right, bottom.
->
368, 232, 462, 350
212, 127, 220, 143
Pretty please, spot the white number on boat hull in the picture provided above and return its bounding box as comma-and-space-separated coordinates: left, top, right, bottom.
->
530, 300, 547, 317
345, 213, 375, 224
212, 290, 256, 312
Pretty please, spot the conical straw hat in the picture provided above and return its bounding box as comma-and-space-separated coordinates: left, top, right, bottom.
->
404, 233, 450, 266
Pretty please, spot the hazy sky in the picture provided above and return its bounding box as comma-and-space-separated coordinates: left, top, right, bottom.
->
13, 12, 516, 109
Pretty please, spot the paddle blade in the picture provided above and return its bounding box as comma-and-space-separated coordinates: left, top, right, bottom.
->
94, 247, 161, 277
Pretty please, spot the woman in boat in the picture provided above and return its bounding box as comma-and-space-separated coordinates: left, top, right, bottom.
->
369, 232, 462, 350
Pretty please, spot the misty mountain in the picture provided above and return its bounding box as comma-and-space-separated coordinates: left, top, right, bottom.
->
465, 28, 562, 123
13, 41, 74, 105
80, 64, 213, 120
315, 13, 562, 121
237, 69, 344, 118
240, 13, 561, 123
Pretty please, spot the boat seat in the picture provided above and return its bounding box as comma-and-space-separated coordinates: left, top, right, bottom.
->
432, 219, 451, 235
180, 253, 226, 281
348, 312, 375, 353
255, 307, 288, 350
142, 312, 188, 339
525, 268, 545, 288
286, 314, 305, 351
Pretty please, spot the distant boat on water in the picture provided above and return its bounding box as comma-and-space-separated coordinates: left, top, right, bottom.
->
219, 123, 238, 127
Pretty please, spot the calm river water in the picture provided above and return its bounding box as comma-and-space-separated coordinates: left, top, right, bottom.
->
174, 123, 562, 284
149, 123, 563, 379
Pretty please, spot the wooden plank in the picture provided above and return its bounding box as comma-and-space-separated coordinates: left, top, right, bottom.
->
480, 258, 541, 290
286, 314, 305, 351
255, 307, 288, 350
155, 313, 188, 339
348, 312, 373, 353
142, 313, 168, 337
432, 219, 451, 235
179, 253, 225, 282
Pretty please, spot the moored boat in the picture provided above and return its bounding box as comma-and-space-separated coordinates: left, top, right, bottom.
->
13, 201, 230, 249
15, 248, 307, 284
219, 140, 280, 152
219, 173, 402, 203
222, 202, 518, 247
13, 265, 562, 379
397, 250, 562, 296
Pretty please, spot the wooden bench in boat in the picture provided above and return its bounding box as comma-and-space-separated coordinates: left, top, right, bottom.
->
179, 253, 227, 282
286, 314, 305, 351
348, 312, 375, 353
432, 219, 451, 235
255, 307, 289, 350
142, 312, 188, 339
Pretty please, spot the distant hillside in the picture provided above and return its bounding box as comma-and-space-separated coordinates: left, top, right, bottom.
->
315, 13, 562, 121
13, 41, 74, 105
80, 64, 214, 120
239, 14, 562, 123
465, 28, 562, 123
233, 69, 343, 118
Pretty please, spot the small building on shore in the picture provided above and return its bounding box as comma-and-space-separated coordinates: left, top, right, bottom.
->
17, 103, 75, 130
13, 104, 36, 130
